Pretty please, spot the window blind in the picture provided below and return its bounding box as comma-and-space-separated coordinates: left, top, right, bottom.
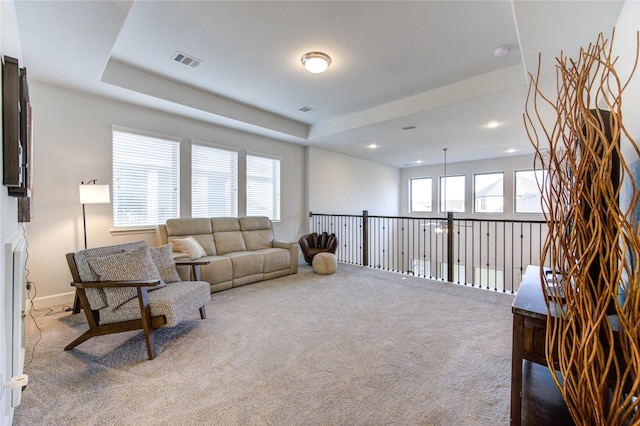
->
246, 154, 280, 220
112, 129, 180, 227
192, 143, 238, 218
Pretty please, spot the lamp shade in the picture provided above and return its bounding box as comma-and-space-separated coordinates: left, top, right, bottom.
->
79, 184, 110, 204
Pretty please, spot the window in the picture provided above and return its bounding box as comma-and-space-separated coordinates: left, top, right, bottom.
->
515, 170, 547, 213
246, 154, 280, 220
439, 175, 465, 212
112, 129, 180, 227
192, 143, 238, 217
474, 172, 504, 213
409, 178, 432, 212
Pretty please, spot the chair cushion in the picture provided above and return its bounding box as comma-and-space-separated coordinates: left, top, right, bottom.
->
88, 245, 163, 309
99, 280, 212, 327
149, 244, 181, 283
171, 236, 207, 260
74, 241, 149, 310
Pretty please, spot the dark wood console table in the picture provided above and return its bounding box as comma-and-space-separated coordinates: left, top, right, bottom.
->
511, 265, 573, 426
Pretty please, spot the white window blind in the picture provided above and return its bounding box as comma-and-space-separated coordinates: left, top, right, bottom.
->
246, 154, 280, 220
192, 143, 238, 218
112, 129, 180, 227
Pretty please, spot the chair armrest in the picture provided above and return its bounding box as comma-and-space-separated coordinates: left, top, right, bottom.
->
71, 279, 162, 289
174, 259, 211, 281
274, 240, 299, 274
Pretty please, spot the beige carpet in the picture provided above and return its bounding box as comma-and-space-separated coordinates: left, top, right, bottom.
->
14, 263, 514, 425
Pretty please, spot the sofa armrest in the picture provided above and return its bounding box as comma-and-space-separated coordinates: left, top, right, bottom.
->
274, 240, 299, 274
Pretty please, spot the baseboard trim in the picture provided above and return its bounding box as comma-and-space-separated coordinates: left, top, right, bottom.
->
28, 291, 75, 311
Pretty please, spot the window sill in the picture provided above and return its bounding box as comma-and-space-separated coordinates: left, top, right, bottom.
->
110, 226, 157, 236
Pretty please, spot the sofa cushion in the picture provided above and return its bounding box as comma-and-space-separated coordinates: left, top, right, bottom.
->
240, 216, 271, 231
211, 217, 241, 232
166, 218, 212, 236
88, 245, 163, 309
214, 231, 246, 255
256, 248, 291, 273
171, 236, 208, 260
243, 229, 274, 251
199, 255, 233, 285
149, 244, 181, 283
225, 251, 264, 278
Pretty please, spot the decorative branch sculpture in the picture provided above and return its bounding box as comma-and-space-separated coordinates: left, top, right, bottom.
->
524, 30, 640, 425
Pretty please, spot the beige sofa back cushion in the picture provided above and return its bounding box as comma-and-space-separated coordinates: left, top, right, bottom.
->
214, 231, 246, 255
240, 216, 275, 250
243, 230, 274, 251
166, 218, 216, 255
211, 217, 241, 232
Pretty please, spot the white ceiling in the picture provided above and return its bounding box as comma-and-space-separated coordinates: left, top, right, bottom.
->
13, 0, 625, 168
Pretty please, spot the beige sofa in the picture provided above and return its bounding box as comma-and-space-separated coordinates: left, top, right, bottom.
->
157, 216, 298, 293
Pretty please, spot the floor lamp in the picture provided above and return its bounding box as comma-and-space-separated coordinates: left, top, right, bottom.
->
79, 179, 110, 249
74, 179, 110, 313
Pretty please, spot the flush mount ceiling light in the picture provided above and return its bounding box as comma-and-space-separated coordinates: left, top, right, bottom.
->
493, 46, 510, 57
301, 51, 332, 73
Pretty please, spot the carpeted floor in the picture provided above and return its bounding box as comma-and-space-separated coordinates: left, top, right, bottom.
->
13, 263, 515, 425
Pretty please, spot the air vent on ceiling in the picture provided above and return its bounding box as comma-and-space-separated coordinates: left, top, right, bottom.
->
172, 51, 202, 68
402, 125, 417, 131
299, 106, 316, 113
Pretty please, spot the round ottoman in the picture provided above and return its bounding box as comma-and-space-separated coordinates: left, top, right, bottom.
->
312, 252, 337, 275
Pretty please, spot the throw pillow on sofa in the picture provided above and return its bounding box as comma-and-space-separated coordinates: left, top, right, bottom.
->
171, 236, 207, 260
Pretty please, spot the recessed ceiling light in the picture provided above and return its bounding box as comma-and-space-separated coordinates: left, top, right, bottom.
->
507, 148, 517, 153
367, 144, 378, 149
301, 52, 332, 73
486, 121, 500, 129
493, 46, 510, 57
416, 160, 423, 164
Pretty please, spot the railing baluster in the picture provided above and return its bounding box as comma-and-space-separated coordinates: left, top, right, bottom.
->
307, 212, 544, 294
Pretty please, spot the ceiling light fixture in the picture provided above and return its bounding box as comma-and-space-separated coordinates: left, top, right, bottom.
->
486, 121, 500, 129
493, 46, 510, 57
367, 143, 378, 149
301, 51, 332, 74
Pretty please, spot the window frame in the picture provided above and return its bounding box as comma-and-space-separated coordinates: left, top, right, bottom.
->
439, 174, 466, 213
514, 169, 548, 214
246, 152, 281, 221
473, 172, 504, 214
409, 177, 433, 213
191, 141, 238, 218
111, 126, 181, 228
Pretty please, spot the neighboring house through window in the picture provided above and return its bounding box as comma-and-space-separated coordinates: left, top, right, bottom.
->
474, 172, 504, 213
515, 169, 547, 213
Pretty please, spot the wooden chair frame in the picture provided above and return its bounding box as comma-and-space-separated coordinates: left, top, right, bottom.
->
65, 254, 210, 360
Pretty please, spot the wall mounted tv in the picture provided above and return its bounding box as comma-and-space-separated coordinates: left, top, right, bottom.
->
2, 55, 32, 199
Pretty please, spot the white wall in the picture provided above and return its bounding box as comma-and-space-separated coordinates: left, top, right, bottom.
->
399, 154, 542, 221
0, 1, 23, 423
616, 0, 640, 160
25, 82, 306, 308
306, 146, 400, 218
